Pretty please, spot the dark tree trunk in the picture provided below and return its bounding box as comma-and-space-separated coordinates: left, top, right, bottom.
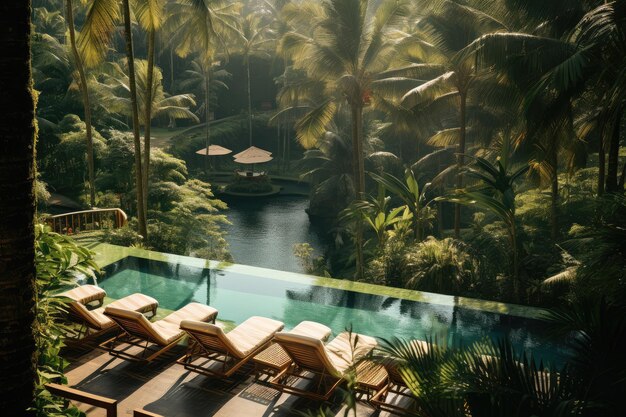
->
0, 1, 37, 415
454, 91, 467, 238
549, 145, 559, 240
351, 104, 365, 280
122, 0, 147, 238
247, 58, 253, 147
598, 132, 605, 196
66, 0, 96, 207
143, 28, 155, 215
606, 116, 621, 193
204, 66, 211, 171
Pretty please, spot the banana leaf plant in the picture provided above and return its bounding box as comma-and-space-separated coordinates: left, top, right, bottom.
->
369, 168, 437, 241
443, 156, 528, 301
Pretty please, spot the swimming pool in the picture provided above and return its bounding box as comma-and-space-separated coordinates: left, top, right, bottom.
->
99, 255, 566, 364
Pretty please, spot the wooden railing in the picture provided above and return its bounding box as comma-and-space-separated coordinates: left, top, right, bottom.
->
45, 383, 165, 417
46, 383, 118, 417
46, 208, 128, 235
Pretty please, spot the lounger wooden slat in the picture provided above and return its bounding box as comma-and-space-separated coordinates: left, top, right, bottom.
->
178, 316, 284, 378
253, 321, 332, 381
60, 285, 159, 345
270, 331, 378, 401
101, 303, 217, 363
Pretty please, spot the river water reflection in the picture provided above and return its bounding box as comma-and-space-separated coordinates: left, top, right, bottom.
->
221, 195, 328, 273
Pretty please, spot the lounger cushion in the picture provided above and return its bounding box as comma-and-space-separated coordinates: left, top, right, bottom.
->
274, 331, 377, 376
106, 303, 217, 346
151, 321, 185, 345
227, 316, 285, 357
289, 321, 332, 341
61, 285, 106, 305
72, 302, 113, 330
181, 316, 284, 358
105, 307, 179, 346
162, 302, 217, 326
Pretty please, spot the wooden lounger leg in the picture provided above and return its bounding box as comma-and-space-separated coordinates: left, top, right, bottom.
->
100, 333, 182, 363
270, 368, 344, 401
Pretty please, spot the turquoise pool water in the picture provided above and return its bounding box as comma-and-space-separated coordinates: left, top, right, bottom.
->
100, 256, 567, 364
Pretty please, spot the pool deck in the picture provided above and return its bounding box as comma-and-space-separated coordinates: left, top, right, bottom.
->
64, 345, 392, 417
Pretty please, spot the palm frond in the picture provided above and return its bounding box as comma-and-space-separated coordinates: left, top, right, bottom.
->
294, 99, 337, 149
78, 0, 121, 67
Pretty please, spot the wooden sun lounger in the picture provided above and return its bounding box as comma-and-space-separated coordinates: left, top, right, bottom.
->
253, 321, 332, 381
177, 316, 285, 378
100, 303, 217, 362
60, 285, 158, 343
270, 331, 378, 401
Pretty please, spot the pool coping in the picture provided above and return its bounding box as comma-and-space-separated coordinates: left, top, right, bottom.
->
88, 242, 547, 320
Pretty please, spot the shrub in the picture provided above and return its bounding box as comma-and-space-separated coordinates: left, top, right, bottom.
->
102, 224, 144, 247
225, 176, 273, 194
404, 237, 480, 295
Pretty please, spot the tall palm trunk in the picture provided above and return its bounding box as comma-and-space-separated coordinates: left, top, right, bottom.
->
351, 103, 365, 280
169, 47, 174, 88
122, 0, 147, 238
0, 1, 37, 413
246, 57, 252, 147
549, 146, 559, 240
66, 0, 96, 207
606, 114, 621, 193
454, 90, 467, 238
510, 220, 520, 302
143, 28, 155, 218
598, 133, 606, 195
285, 120, 290, 171
204, 67, 211, 170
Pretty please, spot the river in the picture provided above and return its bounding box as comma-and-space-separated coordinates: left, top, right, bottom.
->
221, 195, 328, 273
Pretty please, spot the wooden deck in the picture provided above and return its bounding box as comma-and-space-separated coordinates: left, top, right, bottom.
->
63, 345, 405, 417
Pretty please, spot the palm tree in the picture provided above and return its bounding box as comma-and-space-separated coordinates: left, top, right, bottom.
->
65, 0, 97, 206
0, 1, 37, 414
300, 130, 355, 219
280, 0, 413, 278
179, 57, 231, 169
135, 0, 165, 218
459, 1, 626, 235
95, 60, 199, 139
121, 0, 147, 237
401, 0, 507, 238
575, 2, 626, 192
238, 12, 275, 147
165, 0, 241, 166
79, 0, 147, 236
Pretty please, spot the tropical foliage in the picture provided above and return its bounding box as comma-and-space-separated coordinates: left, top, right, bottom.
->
32, 225, 99, 417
